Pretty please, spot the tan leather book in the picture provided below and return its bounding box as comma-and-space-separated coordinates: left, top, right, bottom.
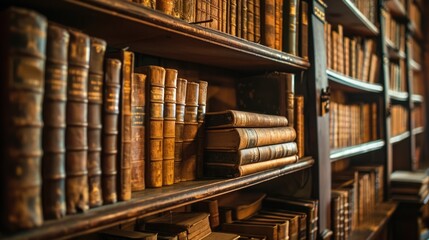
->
205, 127, 296, 150
247, 0, 255, 42
205, 110, 288, 129
181, 82, 199, 181
338, 25, 344, 74
294, 96, 304, 158
229, 0, 237, 36
156, 0, 175, 16
237, 218, 289, 240
196, 80, 208, 179
210, 0, 220, 30
261, 0, 275, 48
102, 59, 121, 204
163, 69, 177, 186
137, 65, 166, 188
192, 199, 220, 228
350, 38, 357, 79
174, 78, 188, 183
206, 155, 298, 177
361, 39, 374, 82
237, 0, 242, 38
42, 23, 69, 220
221, 0, 227, 32
283, 0, 299, 55
343, 36, 350, 77
131, 73, 146, 191
222, 223, 278, 240
135, 0, 156, 9
258, 211, 299, 240
242, 0, 248, 39
217, 191, 266, 220
368, 53, 379, 84
87, 37, 106, 208
0, 7, 46, 230
284, 73, 295, 127
262, 209, 306, 240
66, 29, 90, 214
182, 0, 196, 22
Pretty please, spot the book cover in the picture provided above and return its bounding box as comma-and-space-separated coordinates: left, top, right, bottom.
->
283, 0, 299, 55
205, 110, 288, 129
196, 80, 208, 179
174, 78, 188, 183
261, 0, 275, 48
163, 68, 177, 186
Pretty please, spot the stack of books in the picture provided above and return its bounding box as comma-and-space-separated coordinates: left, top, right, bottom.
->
203, 110, 299, 178
391, 170, 429, 202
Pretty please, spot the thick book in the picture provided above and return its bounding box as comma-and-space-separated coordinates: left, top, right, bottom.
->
0, 7, 46, 231
137, 65, 166, 188
222, 223, 277, 240
100, 228, 158, 240
102, 59, 121, 204
205, 142, 298, 165
217, 191, 266, 220
163, 69, 177, 186
236, 218, 288, 240
262, 208, 306, 240
261, 0, 275, 49
205, 110, 288, 129
283, 0, 299, 55
196, 80, 208, 179
87, 37, 106, 208
131, 73, 146, 191
181, 82, 199, 181
65, 29, 90, 214
42, 23, 69, 220
205, 127, 296, 150
205, 155, 298, 177
258, 210, 299, 240
174, 78, 188, 183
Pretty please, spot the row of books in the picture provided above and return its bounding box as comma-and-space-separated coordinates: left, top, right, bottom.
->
325, 24, 379, 84
132, 0, 309, 56
331, 165, 384, 240
388, 60, 407, 92
347, 0, 377, 25
391, 170, 429, 202
391, 105, 408, 137
329, 102, 378, 149
382, 10, 406, 52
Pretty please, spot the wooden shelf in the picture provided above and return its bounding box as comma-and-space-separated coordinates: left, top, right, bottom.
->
384, 0, 407, 18
327, 70, 383, 93
330, 140, 385, 162
349, 202, 398, 240
412, 126, 424, 135
325, 0, 379, 36
411, 94, 423, 103
390, 131, 411, 144
389, 90, 409, 102
7, 0, 309, 73
0, 158, 314, 240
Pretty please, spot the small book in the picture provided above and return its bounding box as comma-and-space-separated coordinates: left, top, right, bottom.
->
205, 110, 288, 129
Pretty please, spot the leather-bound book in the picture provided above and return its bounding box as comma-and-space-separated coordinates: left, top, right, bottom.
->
42, 23, 69, 220
202, 232, 240, 240
247, 0, 255, 42
261, 0, 275, 48
299, 0, 308, 60
254, 0, 261, 43
239, 218, 289, 240
192, 199, 220, 229
182, 0, 196, 22
0, 7, 46, 231
294, 96, 304, 158
156, 0, 175, 16
181, 82, 199, 181
137, 65, 166, 188
100, 228, 158, 240
237, 0, 242, 38
196, 80, 208, 179
274, 0, 283, 51
163, 69, 177, 186
66, 29, 90, 214
229, 0, 237, 36
87, 37, 106, 208
283, 0, 299, 55
241, 0, 248, 40
258, 210, 299, 240
131, 73, 146, 191
174, 78, 187, 183
102, 59, 121, 204
222, 223, 278, 240
134, 0, 156, 9
205, 110, 288, 129
284, 71, 295, 127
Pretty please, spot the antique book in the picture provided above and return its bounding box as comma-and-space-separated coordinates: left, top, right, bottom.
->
325, 23, 332, 70
274, 0, 283, 51
229, 0, 237, 36
210, 0, 220, 30
241, 0, 248, 40
283, 0, 299, 55
42, 23, 68, 220
181, 82, 199, 181
254, 0, 261, 43
222, 223, 277, 240
217, 191, 266, 220
192, 199, 220, 228
237, 218, 288, 240
205, 142, 298, 165
174, 78, 188, 183
102, 59, 122, 204
205, 110, 288, 129
131, 73, 146, 191
350, 38, 357, 79
100, 228, 158, 240
66, 29, 90, 214
294, 96, 304, 158
354, 165, 384, 204
205, 127, 297, 150
205, 155, 298, 177
156, 0, 175, 16
202, 232, 241, 240
258, 210, 299, 240
237, 0, 242, 38
299, 0, 308, 59
163, 69, 177, 186
262, 209, 306, 240
344, 36, 350, 76
0, 7, 46, 230
137, 65, 166, 188
87, 37, 106, 208
196, 81, 208, 179
182, 0, 196, 22
247, 0, 255, 42
221, 0, 227, 32
261, 0, 275, 48
361, 40, 374, 82
135, 0, 156, 9
368, 54, 379, 84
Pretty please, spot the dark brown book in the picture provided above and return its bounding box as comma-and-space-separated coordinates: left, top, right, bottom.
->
174, 78, 188, 183
193, 199, 220, 229
131, 73, 146, 191
294, 96, 304, 158
102, 59, 121, 204
299, 0, 308, 59
217, 191, 266, 220
274, 0, 283, 51
100, 228, 158, 240
205, 127, 296, 150
137, 65, 166, 188
261, 0, 275, 48
283, 0, 299, 55
87, 37, 106, 208
196, 80, 208, 179
222, 223, 278, 240
0, 7, 46, 231
163, 69, 177, 186
66, 29, 90, 214
156, 0, 175, 16
205, 110, 288, 129
205, 142, 298, 165
283, 70, 295, 127
181, 82, 199, 181
42, 23, 69, 220
254, 0, 261, 43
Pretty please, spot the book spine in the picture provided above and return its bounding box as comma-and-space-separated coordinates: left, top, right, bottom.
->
42, 24, 68, 220
254, 0, 261, 43
262, 0, 275, 48
131, 73, 146, 191
119, 51, 134, 201
102, 59, 121, 204
181, 82, 199, 181
300, 0, 308, 60
205, 110, 288, 129
192, 200, 220, 229
247, 0, 255, 42
294, 95, 304, 158
87, 37, 106, 208
156, 0, 175, 16
210, 0, 220, 30
196, 80, 208, 179
237, 0, 242, 38
285, 74, 295, 127
0, 7, 46, 230
142, 66, 166, 188
182, 0, 196, 22
222, 0, 227, 32
174, 78, 188, 183
139, 0, 156, 9
173, 0, 183, 18
242, 0, 248, 39
66, 30, 90, 214
274, 0, 282, 51
230, 0, 237, 36
283, 0, 299, 55
163, 69, 177, 186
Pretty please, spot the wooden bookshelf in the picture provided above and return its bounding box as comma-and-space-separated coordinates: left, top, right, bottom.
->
389, 90, 409, 102
327, 70, 383, 93
330, 140, 385, 162
390, 131, 411, 144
